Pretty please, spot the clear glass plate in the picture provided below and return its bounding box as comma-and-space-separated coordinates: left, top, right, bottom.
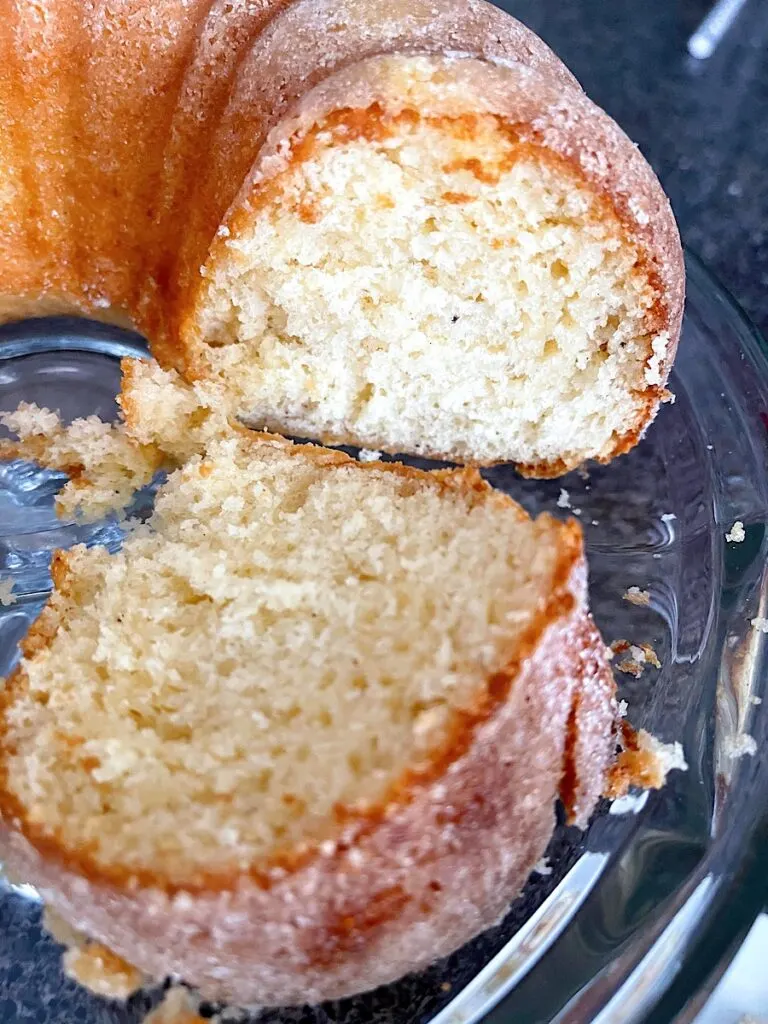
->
0, 253, 766, 1024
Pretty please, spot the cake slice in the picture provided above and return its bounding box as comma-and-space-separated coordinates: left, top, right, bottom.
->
175, 52, 683, 475
0, 425, 618, 1006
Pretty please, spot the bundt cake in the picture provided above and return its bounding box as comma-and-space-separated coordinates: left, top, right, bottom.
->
0, 410, 619, 1006
0, 0, 684, 472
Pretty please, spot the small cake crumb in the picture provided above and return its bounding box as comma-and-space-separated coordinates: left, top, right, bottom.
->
640, 642, 662, 669
440, 982, 452, 993
62, 942, 143, 1000
751, 617, 768, 633
726, 520, 745, 543
751, 695, 762, 705
556, 488, 571, 509
0, 578, 16, 606
358, 448, 383, 463
607, 726, 687, 799
532, 857, 552, 876
722, 733, 757, 760
618, 699, 628, 718
144, 986, 206, 1024
623, 587, 650, 607
611, 640, 660, 677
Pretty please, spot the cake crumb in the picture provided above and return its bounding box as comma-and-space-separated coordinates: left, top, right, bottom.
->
0, 578, 15, 606
607, 725, 687, 799
556, 488, 571, 509
358, 448, 383, 463
751, 695, 762, 705
532, 857, 552, 876
62, 942, 143, 1000
723, 733, 757, 760
623, 587, 650, 607
611, 640, 660, 677
440, 982, 452, 993
621, 647, 646, 677
618, 641, 658, 665
751, 617, 768, 633
144, 986, 206, 1024
726, 520, 745, 543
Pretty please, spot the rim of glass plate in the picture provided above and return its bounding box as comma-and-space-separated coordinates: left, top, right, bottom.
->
0, 314, 148, 361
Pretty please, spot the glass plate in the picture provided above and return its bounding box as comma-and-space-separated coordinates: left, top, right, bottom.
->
0, 253, 766, 1024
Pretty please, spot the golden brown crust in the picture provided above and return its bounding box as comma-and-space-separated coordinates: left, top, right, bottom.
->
0, 435, 617, 1004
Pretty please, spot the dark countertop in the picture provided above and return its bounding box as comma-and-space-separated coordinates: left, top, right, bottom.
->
503, 0, 768, 340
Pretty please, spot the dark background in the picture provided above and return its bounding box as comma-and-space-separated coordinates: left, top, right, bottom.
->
502, 0, 768, 339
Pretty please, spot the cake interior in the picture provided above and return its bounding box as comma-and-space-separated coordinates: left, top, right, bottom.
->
1, 437, 567, 886
194, 94, 662, 467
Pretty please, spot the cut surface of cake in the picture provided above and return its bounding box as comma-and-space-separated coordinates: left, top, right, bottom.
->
185, 55, 682, 473
0, 422, 618, 1004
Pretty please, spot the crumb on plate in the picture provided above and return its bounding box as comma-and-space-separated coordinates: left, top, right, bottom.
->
623, 586, 651, 607
62, 942, 143, 1000
726, 520, 745, 543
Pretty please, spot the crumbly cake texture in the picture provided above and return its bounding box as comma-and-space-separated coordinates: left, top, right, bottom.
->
0, 420, 620, 1005
0, 403, 166, 521
0, 3, 683, 473
0, 359, 233, 521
